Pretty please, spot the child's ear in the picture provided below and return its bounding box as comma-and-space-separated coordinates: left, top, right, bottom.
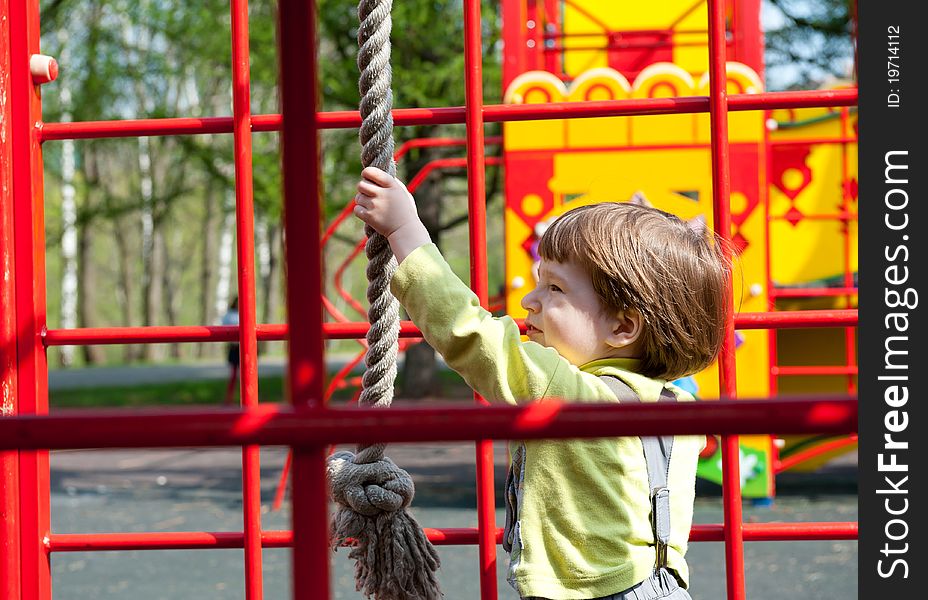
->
607, 309, 643, 350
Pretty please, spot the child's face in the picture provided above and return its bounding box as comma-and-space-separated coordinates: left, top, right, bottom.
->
520, 259, 622, 366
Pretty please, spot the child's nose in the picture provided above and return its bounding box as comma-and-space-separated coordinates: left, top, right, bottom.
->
521, 288, 539, 313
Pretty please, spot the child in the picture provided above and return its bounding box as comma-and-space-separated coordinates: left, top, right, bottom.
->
354, 167, 730, 600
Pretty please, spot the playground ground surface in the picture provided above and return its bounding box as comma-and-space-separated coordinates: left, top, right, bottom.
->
45, 360, 858, 599
48, 446, 857, 599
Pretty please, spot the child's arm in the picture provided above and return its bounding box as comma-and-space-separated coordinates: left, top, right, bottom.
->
354, 167, 614, 405
354, 166, 432, 264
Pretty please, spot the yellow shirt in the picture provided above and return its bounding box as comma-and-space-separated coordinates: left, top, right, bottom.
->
392, 244, 701, 599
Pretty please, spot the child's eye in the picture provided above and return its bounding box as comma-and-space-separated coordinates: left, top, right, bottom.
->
549, 284, 562, 293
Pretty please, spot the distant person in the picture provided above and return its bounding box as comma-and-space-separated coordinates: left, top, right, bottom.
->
353, 166, 731, 600
222, 296, 240, 405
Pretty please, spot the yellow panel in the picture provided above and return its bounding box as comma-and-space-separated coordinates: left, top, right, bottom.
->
630, 64, 698, 145
504, 207, 537, 321
566, 69, 632, 148
562, 1, 712, 78
503, 71, 569, 152
695, 63, 765, 144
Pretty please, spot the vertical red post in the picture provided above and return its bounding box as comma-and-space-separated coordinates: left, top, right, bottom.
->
501, 0, 527, 90
229, 0, 264, 597
10, 0, 51, 598
761, 109, 779, 496
839, 108, 856, 396
731, 0, 764, 77
463, 1, 498, 598
707, 1, 745, 599
543, 0, 560, 76
277, 1, 330, 598
0, 0, 23, 595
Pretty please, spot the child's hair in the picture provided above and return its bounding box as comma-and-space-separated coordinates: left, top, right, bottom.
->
537, 202, 732, 380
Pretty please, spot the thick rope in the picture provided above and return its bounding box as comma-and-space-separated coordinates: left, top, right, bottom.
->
326, 1, 442, 598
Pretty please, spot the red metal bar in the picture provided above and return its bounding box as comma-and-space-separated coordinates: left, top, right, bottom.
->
733, 309, 857, 329
769, 212, 856, 222
774, 435, 859, 474
762, 103, 781, 496
38, 89, 859, 141
0, 398, 858, 451
771, 366, 858, 376
407, 156, 502, 195
839, 107, 857, 397
732, 0, 764, 76
393, 135, 501, 162
542, 28, 711, 40
462, 2, 498, 597
277, 0, 329, 597
42, 309, 857, 347
46, 520, 858, 552
690, 521, 858, 542
706, 1, 745, 598
769, 136, 858, 146
10, 0, 51, 597
229, 0, 264, 596
763, 105, 779, 404
0, 0, 22, 594
543, 41, 726, 52
770, 287, 857, 298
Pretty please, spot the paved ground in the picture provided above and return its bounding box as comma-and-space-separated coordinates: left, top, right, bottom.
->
47, 445, 857, 599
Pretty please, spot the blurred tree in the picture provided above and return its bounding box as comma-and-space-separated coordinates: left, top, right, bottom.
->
763, 0, 856, 90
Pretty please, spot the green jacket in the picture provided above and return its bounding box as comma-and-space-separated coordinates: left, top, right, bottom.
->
392, 244, 702, 599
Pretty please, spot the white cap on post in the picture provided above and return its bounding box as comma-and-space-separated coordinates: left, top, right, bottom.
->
30, 54, 59, 85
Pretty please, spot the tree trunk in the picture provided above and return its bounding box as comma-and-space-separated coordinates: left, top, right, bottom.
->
76, 146, 106, 365
161, 220, 182, 359
197, 182, 219, 358
112, 215, 135, 363
137, 135, 162, 361
258, 219, 281, 354
214, 191, 236, 320
58, 131, 78, 367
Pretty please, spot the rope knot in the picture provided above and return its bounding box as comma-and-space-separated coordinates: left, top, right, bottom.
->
327, 450, 415, 516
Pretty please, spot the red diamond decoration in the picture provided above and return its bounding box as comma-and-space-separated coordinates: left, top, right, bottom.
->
784, 206, 803, 227
845, 177, 858, 201
731, 231, 749, 255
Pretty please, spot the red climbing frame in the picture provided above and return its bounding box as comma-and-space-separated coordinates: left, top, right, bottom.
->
0, 1, 858, 599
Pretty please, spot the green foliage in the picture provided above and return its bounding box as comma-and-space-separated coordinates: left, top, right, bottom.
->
764, 0, 856, 90
50, 376, 286, 408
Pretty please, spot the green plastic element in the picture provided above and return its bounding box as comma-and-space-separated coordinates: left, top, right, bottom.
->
696, 442, 770, 498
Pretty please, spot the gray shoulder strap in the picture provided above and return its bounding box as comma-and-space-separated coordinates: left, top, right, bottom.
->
599, 375, 676, 569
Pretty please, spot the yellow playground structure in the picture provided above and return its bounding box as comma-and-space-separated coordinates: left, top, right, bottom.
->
500, 0, 857, 498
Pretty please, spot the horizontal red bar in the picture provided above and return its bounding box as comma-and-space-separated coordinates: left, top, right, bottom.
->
39, 89, 857, 141
767, 137, 858, 146
0, 398, 857, 451
46, 521, 857, 552
690, 521, 858, 542
41, 322, 419, 346
774, 435, 859, 474
734, 309, 857, 329
42, 310, 857, 346
771, 365, 858, 376
769, 212, 856, 222
770, 288, 858, 298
